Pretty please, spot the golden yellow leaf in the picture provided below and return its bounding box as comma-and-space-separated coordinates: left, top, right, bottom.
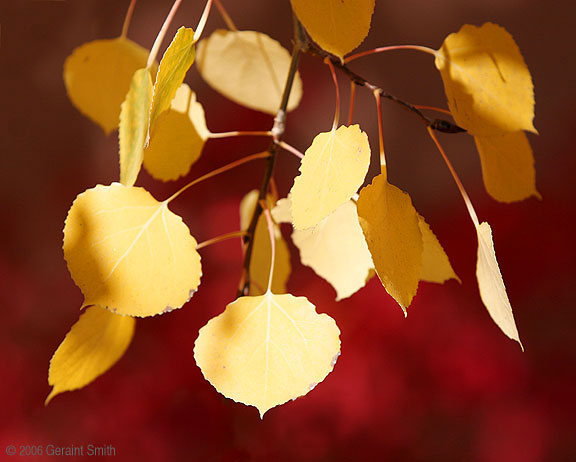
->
144, 84, 209, 181
272, 198, 373, 300
476, 222, 522, 348
194, 293, 341, 417
435, 23, 536, 136
240, 191, 291, 295
196, 30, 302, 115
357, 174, 423, 312
291, 0, 375, 59
474, 131, 540, 203
290, 125, 371, 230
63, 183, 202, 317
64, 37, 152, 134
418, 215, 460, 284
149, 27, 196, 135
119, 68, 153, 186
46, 306, 135, 404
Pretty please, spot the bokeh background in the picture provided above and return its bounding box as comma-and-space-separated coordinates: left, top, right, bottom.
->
1, 0, 575, 460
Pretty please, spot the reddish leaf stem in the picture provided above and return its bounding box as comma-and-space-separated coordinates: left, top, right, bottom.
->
348, 81, 356, 125
373, 89, 387, 178
276, 140, 304, 159
325, 57, 341, 130
147, 0, 182, 69
414, 105, 452, 116
121, 0, 137, 38
214, 0, 237, 31
196, 230, 247, 250
344, 44, 437, 63
207, 130, 272, 140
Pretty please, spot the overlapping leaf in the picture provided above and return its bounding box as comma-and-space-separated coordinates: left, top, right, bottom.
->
196, 30, 302, 114
46, 306, 135, 404
194, 293, 341, 417
476, 222, 522, 348
290, 125, 370, 230
418, 216, 459, 284
273, 198, 373, 300
64, 37, 152, 134
119, 68, 153, 186
290, 0, 375, 59
240, 191, 291, 295
63, 183, 202, 317
149, 27, 196, 135
474, 131, 540, 203
435, 23, 536, 137
357, 174, 423, 312
144, 84, 209, 181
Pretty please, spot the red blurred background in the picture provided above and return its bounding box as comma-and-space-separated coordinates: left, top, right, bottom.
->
1, 0, 575, 460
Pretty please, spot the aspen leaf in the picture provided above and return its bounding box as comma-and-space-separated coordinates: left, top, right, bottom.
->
194, 293, 341, 417
357, 174, 423, 312
64, 37, 152, 134
239, 191, 291, 295
149, 27, 196, 135
435, 23, 536, 136
290, 0, 375, 59
418, 215, 460, 284
290, 125, 371, 230
46, 306, 135, 404
196, 30, 302, 115
272, 198, 373, 300
63, 183, 202, 317
476, 222, 522, 348
144, 84, 209, 181
474, 131, 540, 203
119, 68, 153, 186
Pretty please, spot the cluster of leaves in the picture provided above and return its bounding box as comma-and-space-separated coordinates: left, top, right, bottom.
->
47, 0, 538, 417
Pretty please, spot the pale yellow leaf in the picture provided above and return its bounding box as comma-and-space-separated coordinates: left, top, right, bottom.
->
435, 23, 536, 136
149, 27, 196, 135
63, 183, 202, 317
476, 222, 522, 348
240, 191, 291, 295
144, 84, 209, 181
290, 125, 371, 230
196, 30, 302, 115
64, 37, 152, 134
474, 131, 540, 203
270, 197, 292, 224
194, 293, 341, 417
291, 0, 375, 59
46, 306, 135, 404
357, 174, 423, 312
418, 215, 459, 284
272, 198, 373, 300
119, 68, 153, 186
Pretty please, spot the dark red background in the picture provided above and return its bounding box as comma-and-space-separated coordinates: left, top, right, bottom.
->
1, 0, 575, 460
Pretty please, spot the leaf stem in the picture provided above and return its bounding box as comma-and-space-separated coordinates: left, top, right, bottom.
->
147, 0, 182, 69
344, 44, 437, 63
276, 140, 304, 159
214, 0, 238, 32
165, 151, 270, 204
373, 89, 387, 178
348, 81, 356, 125
325, 57, 340, 130
196, 230, 247, 250
121, 0, 137, 39
262, 205, 276, 294
414, 105, 452, 116
426, 127, 479, 226
193, 0, 214, 43
207, 130, 272, 140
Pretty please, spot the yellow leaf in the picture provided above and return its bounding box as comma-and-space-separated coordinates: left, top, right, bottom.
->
290, 125, 371, 230
476, 222, 522, 348
194, 293, 341, 417
46, 306, 135, 404
357, 174, 423, 312
144, 84, 209, 181
119, 68, 153, 186
196, 30, 302, 115
64, 37, 152, 134
149, 27, 196, 135
290, 0, 375, 59
240, 191, 291, 295
273, 198, 373, 300
435, 23, 536, 136
474, 131, 540, 203
418, 215, 460, 284
63, 183, 202, 317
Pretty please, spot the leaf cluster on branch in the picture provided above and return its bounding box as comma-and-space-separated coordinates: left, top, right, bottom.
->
47, 0, 538, 417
